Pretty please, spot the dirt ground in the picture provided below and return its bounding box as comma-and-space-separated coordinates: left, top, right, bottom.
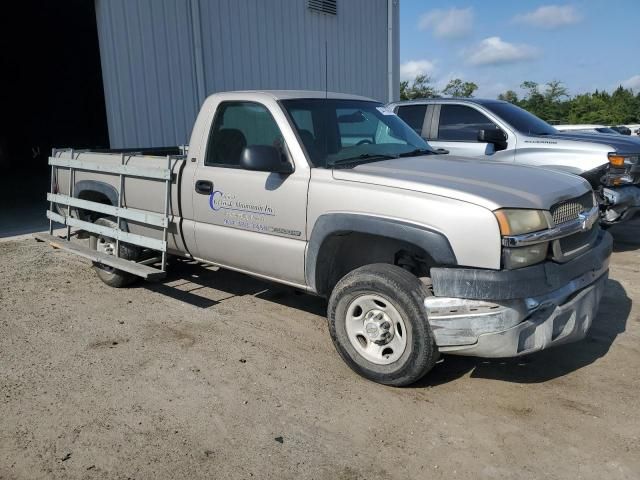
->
1, 224, 639, 480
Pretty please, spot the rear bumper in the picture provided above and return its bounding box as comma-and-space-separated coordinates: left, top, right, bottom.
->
425, 231, 612, 358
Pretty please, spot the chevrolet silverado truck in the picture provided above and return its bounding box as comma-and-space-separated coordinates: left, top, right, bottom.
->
38, 91, 612, 386
390, 98, 640, 225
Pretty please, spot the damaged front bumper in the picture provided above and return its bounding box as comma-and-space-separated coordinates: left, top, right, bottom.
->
601, 185, 640, 224
425, 231, 612, 358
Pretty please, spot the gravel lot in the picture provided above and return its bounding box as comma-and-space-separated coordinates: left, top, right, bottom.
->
1, 223, 639, 480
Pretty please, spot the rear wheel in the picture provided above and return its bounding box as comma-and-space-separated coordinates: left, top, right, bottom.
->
89, 217, 140, 288
328, 264, 438, 386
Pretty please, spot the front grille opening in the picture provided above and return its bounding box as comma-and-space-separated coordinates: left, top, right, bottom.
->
552, 225, 599, 262
550, 192, 594, 225
559, 228, 596, 254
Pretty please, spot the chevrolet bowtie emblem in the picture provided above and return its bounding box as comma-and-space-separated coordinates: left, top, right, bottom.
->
578, 211, 593, 231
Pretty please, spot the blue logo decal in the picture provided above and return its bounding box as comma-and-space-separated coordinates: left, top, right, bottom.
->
209, 190, 223, 211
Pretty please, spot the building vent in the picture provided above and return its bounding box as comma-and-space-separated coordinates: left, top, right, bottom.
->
308, 0, 337, 15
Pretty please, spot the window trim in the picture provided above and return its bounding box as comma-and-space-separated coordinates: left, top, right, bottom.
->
203, 100, 293, 170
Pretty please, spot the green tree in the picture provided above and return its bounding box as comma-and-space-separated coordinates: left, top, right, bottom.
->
498, 90, 519, 103
400, 74, 439, 100
442, 78, 478, 98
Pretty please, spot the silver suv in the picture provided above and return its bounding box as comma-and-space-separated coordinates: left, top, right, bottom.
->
389, 98, 640, 225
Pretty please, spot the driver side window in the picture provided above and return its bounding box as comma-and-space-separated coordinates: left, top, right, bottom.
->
205, 101, 285, 167
438, 104, 497, 142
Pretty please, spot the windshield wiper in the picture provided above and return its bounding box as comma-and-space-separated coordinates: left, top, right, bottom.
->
329, 153, 398, 168
397, 148, 434, 158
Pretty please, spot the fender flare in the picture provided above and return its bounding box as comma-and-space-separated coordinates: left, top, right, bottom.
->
73, 180, 130, 230
75, 180, 119, 206
306, 213, 457, 293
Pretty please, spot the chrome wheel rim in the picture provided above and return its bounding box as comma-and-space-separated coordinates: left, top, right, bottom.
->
95, 235, 116, 272
345, 294, 407, 365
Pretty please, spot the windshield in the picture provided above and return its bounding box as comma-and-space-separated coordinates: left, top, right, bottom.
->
483, 102, 558, 136
595, 127, 621, 135
281, 99, 433, 167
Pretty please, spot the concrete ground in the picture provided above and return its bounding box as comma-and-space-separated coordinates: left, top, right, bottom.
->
0, 172, 52, 239
1, 222, 639, 479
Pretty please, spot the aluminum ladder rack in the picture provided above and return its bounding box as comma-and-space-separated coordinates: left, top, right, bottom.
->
34, 149, 179, 281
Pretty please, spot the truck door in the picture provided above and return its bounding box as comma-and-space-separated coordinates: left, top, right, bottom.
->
190, 100, 309, 286
428, 104, 515, 162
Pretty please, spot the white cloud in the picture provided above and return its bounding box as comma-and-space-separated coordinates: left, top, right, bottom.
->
465, 37, 539, 66
513, 5, 582, 29
621, 75, 640, 91
400, 59, 436, 81
418, 7, 473, 39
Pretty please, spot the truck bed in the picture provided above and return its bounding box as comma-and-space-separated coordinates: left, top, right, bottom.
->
87, 146, 184, 157
51, 148, 188, 254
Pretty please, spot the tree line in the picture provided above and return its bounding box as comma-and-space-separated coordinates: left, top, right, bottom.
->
400, 75, 640, 125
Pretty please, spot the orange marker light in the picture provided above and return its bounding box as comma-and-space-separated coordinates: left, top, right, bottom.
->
609, 155, 625, 167
494, 210, 512, 235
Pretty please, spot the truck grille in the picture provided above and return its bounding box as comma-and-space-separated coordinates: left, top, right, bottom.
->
550, 192, 594, 226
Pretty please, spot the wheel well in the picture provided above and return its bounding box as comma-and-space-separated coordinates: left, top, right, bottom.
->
314, 232, 434, 296
76, 190, 112, 221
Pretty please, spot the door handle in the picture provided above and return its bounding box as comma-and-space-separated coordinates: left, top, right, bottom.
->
195, 180, 213, 195
434, 148, 449, 155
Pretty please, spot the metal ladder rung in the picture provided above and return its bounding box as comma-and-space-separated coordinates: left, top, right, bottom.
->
34, 233, 166, 281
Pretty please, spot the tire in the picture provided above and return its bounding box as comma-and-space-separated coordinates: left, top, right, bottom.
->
89, 217, 140, 288
328, 264, 438, 387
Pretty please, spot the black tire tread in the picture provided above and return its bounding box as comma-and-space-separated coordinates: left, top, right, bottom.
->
328, 263, 438, 387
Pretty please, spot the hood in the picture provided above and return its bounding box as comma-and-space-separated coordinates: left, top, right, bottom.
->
332, 155, 591, 211
546, 132, 640, 154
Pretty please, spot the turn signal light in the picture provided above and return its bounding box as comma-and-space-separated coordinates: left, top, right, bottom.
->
609, 155, 625, 167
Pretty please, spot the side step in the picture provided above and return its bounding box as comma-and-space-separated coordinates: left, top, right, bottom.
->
33, 233, 166, 281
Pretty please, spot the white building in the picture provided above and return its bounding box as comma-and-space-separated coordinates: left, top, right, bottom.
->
96, 0, 400, 148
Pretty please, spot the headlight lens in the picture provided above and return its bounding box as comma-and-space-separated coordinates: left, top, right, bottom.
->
502, 242, 549, 270
607, 153, 639, 186
494, 209, 548, 236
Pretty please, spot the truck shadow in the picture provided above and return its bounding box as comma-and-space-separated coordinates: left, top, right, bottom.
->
609, 217, 640, 252
418, 278, 631, 386
142, 257, 327, 316
143, 259, 630, 387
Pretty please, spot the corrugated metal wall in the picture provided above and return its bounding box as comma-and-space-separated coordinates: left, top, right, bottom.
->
95, 0, 398, 148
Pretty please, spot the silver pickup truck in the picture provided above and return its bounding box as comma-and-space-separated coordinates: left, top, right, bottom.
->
39, 91, 612, 386
390, 98, 640, 225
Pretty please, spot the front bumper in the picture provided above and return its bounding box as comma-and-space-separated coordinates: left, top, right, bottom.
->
425, 231, 612, 358
601, 185, 640, 224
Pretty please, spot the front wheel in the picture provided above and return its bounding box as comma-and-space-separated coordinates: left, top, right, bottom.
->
327, 264, 438, 386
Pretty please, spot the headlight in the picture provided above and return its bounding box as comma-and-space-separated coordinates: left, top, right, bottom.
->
502, 242, 549, 270
494, 209, 549, 236
607, 153, 639, 186
495, 209, 550, 269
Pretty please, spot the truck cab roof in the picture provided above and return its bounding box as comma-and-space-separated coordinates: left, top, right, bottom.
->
389, 97, 507, 107
207, 90, 377, 102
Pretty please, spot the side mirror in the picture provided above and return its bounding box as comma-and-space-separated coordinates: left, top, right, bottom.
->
240, 145, 294, 174
478, 129, 507, 149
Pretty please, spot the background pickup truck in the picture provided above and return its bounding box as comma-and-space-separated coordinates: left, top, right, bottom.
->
390, 98, 640, 225
41, 90, 612, 386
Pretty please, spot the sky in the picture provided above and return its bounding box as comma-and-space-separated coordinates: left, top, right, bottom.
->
399, 1, 640, 98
